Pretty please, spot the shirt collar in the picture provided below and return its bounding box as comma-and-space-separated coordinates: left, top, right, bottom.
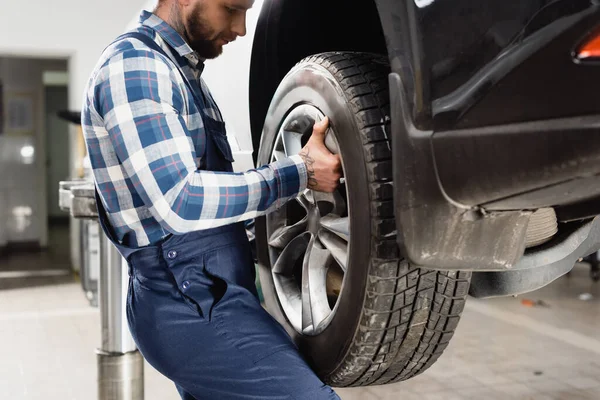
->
139, 10, 204, 70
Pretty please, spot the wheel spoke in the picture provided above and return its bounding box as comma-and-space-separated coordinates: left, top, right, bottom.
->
268, 217, 308, 249
272, 234, 308, 331
301, 254, 313, 333
301, 236, 332, 333
319, 230, 348, 272
272, 149, 286, 162
313, 190, 346, 216
273, 233, 310, 275
271, 133, 286, 162
281, 130, 303, 156
320, 215, 350, 241
296, 189, 314, 211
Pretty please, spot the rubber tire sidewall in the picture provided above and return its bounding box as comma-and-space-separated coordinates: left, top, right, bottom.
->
256, 62, 373, 378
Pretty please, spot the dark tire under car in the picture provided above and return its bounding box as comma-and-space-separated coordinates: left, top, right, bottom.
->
255, 52, 472, 387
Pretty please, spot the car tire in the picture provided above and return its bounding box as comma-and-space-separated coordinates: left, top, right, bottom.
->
255, 52, 472, 387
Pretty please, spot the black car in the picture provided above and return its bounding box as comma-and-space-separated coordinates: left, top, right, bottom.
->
238, 0, 600, 387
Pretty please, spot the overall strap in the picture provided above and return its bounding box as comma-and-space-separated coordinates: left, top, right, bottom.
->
94, 32, 199, 258
115, 32, 209, 111
116, 32, 233, 174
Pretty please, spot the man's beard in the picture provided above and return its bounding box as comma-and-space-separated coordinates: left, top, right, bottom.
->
184, 3, 223, 59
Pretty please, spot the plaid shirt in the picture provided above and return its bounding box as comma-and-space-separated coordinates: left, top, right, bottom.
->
82, 11, 307, 247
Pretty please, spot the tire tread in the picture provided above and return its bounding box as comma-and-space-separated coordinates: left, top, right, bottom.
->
293, 52, 471, 387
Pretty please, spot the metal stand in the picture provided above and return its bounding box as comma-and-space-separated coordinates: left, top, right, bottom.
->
60, 181, 144, 400
97, 234, 144, 399
97, 351, 144, 399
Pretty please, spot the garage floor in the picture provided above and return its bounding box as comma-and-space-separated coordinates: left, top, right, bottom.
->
1, 226, 599, 400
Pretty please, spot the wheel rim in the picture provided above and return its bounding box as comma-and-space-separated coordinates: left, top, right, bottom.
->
267, 104, 349, 336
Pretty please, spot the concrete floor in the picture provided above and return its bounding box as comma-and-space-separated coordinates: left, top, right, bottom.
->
1, 225, 600, 400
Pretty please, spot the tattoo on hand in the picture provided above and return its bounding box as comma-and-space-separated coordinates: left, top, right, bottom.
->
299, 149, 318, 189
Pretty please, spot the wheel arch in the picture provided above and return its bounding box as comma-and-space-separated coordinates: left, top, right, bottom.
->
249, 0, 389, 164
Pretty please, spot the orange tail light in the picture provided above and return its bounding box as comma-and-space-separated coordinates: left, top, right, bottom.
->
576, 29, 600, 62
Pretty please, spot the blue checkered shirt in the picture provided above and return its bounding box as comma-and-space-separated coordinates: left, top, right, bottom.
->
81, 11, 307, 247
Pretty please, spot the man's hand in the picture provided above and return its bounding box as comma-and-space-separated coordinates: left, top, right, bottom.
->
298, 117, 343, 193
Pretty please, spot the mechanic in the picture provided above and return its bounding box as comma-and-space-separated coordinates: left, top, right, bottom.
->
81, 0, 342, 399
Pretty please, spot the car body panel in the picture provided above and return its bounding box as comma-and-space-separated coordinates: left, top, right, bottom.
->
381, 0, 600, 272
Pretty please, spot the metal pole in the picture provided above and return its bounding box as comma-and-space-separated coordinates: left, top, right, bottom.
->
97, 232, 144, 400
60, 181, 144, 400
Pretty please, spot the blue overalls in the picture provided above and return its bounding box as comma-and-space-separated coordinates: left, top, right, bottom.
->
94, 32, 340, 400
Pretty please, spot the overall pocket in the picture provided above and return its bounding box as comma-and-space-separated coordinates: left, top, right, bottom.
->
165, 253, 221, 320
163, 226, 253, 321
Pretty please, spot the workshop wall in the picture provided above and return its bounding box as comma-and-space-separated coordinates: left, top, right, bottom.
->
0, 0, 147, 262
0, 57, 67, 247
0, 0, 148, 168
